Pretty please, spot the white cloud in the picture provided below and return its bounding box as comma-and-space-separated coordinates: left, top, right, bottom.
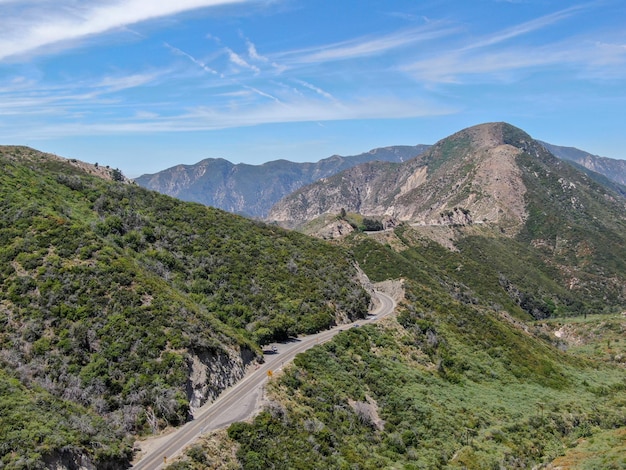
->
293, 79, 336, 101
0, 0, 253, 60
164, 42, 222, 76
246, 39, 266, 62
461, 3, 591, 51
0, 94, 456, 139
95, 72, 163, 92
0, 70, 163, 120
226, 48, 260, 73
242, 85, 281, 103
404, 38, 626, 84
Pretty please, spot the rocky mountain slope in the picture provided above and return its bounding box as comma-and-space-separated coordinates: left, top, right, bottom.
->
134, 145, 430, 218
134, 138, 626, 222
269, 123, 625, 229
0, 146, 370, 467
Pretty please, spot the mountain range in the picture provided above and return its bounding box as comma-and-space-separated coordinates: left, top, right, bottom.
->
134, 134, 626, 220
272, 122, 626, 313
134, 145, 430, 218
540, 140, 626, 185
1, 123, 625, 469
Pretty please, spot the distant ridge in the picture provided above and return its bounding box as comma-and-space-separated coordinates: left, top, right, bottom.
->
134, 145, 430, 218
540, 141, 626, 185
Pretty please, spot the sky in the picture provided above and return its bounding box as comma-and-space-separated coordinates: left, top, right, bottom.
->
1, 0, 625, 178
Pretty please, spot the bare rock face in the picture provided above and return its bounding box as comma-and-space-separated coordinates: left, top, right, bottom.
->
186, 346, 256, 411
43, 450, 129, 470
43, 451, 97, 470
313, 218, 356, 240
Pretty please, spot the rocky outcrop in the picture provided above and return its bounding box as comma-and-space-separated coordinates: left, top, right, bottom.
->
43, 450, 129, 470
313, 218, 356, 240
186, 346, 257, 411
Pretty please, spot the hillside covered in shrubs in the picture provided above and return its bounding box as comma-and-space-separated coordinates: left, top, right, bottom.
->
0, 146, 369, 467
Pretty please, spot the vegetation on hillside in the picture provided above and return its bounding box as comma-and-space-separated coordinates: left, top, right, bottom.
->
219, 163, 626, 469
0, 147, 369, 466
173, 123, 626, 469
347, 227, 576, 321
221, 248, 625, 468
3, 120, 626, 469
223, 279, 624, 469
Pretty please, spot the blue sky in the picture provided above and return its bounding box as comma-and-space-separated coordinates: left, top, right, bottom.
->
1, 0, 625, 177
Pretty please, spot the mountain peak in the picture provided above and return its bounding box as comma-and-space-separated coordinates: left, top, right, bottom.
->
268, 122, 559, 232
436, 122, 532, 151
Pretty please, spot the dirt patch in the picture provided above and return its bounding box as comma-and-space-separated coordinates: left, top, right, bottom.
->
132, 428, 178, 465
471, 144, 528, 232
348, 396, 385, 431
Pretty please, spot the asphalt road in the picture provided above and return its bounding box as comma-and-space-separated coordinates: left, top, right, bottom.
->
132, 290, 396, 469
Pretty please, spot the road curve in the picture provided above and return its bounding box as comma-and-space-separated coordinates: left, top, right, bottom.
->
132, 291, 396, 469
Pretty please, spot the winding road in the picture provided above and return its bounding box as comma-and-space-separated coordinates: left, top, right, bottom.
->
132, 291, 396, 469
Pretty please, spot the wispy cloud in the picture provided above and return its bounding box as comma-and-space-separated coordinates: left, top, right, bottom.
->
94, 72, 163, 92
0, 0, 253, 61
276, 23, 458, 65
0, 95, 456, 139
402, 3, 626, 83
406, 38, 626, 83
246, 38, 266, 62
242, 85, 281, 103
226, 47, 260, 73
461, 3, 591, 51
0, 70, 163, 119
293, 79, 336, 101
243, 36, 285, 72
164, 42, 222, 77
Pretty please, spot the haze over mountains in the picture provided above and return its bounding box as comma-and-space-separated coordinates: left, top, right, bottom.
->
1, 122, 625, 468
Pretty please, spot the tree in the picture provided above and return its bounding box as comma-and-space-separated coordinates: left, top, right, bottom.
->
362, 218, 383, 232
111, 168, 124, 182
